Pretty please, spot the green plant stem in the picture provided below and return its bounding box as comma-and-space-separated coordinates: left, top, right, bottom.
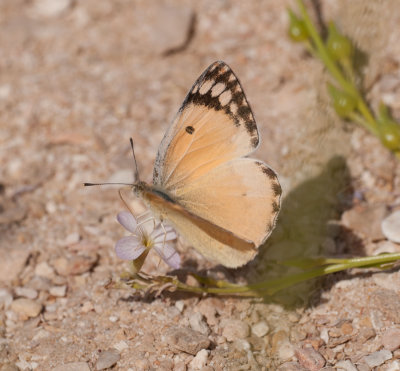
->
128, 253, 400, 297
296, 0, 379, 135
347, 112, 378, 135
296, 0, 352, 93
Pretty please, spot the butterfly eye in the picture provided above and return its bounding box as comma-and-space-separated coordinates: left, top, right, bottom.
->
185, 126, 195, 135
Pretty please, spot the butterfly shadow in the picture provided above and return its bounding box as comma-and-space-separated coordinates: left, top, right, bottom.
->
229, 155, 365, 308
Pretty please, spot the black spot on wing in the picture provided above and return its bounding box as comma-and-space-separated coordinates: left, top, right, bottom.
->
185, 125, 195, 134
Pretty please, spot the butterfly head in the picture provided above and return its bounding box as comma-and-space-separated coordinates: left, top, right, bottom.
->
131, 180, 147, 197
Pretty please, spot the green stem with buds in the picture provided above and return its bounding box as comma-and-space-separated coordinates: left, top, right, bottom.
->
124, 253, 400, 297
292, 0, 400, 152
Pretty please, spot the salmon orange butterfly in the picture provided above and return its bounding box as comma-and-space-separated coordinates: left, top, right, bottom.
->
87, 61, 281, 268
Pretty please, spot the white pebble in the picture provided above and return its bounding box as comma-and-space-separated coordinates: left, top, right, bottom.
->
30, 0, 72, 18
221, 319, 250, 342
189, 349, 209, 370
252, 321, 270, 337
382, 210, 400, 243
11, 298, 43, 318
189, 312, 210, 335
363, 350, 392, 368
14, 287, 38, 300
113, 340, 129, 352
49, 285, 67, 297
0, 289, 13, 309
335, 360, 358, 371
175, 300, 185, 313
35, 261, 55, 278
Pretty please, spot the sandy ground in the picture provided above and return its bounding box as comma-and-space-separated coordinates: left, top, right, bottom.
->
1, 0, 400, 370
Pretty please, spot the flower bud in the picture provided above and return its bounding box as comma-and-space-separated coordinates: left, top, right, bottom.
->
288, 9, 309, 42
378, 103, 400, 151
326, 22, 352, 61
328, 83, 357, 117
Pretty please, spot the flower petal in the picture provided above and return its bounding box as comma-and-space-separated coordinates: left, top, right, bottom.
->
117, 211, 137, 233
154, 242, 180, 269
152, 225, 177, 243
115, 236, 145, 260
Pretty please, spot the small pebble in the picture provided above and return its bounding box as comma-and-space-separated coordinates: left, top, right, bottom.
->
382, 328, 400, 351
53, 362, 91, 371
189, 349, 209, 370
30, 0, 72, 18
81, 301, 94, 313
363, 349, 392, 368
96, 349, 120, 370
384, 360, 400, 371
164, 326, 210, 355
335, 360, 358, 371
109, 315, 119, 323
382, 210, 400, 243
342, 204, 387, 240
0, 289, 13, 309
271, 331, 295, 362
355, 363, 370, 371
277, 361, 305, 370
196, 299, 218, 326
175, 300, 185, 313
49, 285, 67, 297
113, 340, 129, 352
61, 232, 80, 246
369, 289, 400, 323
11, 298, 43, 318
374, 241, 400, 255
189, 312, 210, 335
32, 329, 50, 341
233, 339, 251, 352
295, 346, 326, 371
35, 261, 55, 279
14, 287, 38, 300
251, 321, 270, 337
52, 254, 98, 276
0, 248, 30, 282
221, 319, 250, 342
278, 341, 295, 361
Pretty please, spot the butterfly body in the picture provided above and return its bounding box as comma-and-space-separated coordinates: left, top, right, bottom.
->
132, 61, 282, 268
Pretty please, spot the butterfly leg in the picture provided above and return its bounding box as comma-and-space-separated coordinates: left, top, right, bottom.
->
135, 216, 157, 235
155, 221, 168, 269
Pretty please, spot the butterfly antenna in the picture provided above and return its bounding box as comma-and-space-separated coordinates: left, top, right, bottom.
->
130, 138, 140, 182
84, 182, 134, 187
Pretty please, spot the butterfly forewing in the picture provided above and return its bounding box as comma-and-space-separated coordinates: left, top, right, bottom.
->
153, 61, 259, 190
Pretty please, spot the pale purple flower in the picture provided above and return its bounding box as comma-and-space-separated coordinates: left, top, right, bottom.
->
115, 211, 180, 269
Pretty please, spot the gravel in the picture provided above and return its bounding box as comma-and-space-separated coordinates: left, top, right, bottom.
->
1, 0, 400, 369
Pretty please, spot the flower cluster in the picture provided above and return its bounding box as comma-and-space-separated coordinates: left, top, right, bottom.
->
115, 211, 180, 270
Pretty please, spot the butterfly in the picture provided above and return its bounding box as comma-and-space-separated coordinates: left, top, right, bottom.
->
88, 61, 282, 268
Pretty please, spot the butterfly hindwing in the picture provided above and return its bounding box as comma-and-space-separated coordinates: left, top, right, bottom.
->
153, 61, 259, 191
174, 158, 281, 248
142, 186, 258, 268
